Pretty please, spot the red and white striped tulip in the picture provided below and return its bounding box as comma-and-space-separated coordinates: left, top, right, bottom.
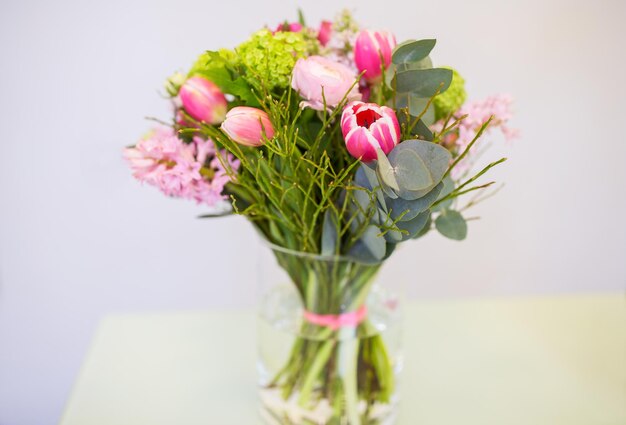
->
341, 101, 401, 162
179, 76, 228, 125
353, 30, 397, 83
221, 107, 275, 147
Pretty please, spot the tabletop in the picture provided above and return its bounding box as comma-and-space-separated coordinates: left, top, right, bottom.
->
60, 294, 626, 425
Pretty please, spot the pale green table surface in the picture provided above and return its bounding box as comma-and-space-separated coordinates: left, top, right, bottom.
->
61, 294, 626, 425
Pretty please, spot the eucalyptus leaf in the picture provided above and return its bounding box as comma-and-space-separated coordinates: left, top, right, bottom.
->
435, 210, 468, 240
396, 210, 431, 241
348, 225, 386, 263
433, 176, 454, 212
386, 182, 442, 221
387, 140, 451, 199
321, 209, 339, 256
395, 68, 453, 97
391, 148, 433, 191
392, 39, 436, 65
412, 119, 434, 141
413, 214, 432, 239
408, 95, 435, 125
376, 148, 400, 191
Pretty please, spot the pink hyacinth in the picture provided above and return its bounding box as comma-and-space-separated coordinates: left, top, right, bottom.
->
455, 94, 519, 149
433, 94, 519, 178
123, 126, 239, 206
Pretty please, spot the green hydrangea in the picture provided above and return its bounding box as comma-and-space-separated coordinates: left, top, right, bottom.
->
236, 29, 307, 90
433, 68, 467, 120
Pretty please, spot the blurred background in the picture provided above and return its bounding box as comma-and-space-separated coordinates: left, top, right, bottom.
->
1, 0, 625, 423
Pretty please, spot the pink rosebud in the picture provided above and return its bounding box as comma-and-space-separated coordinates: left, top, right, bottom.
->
292, 56, 362, 111
274, 22, 303, 33
179, 76, 228, 125
317, 20, 332, 46
221, 107, 275, 147
341, 101, 401, 162
354, 30, 397, 83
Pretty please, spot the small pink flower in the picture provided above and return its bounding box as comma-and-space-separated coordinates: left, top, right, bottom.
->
123, 126, 238, 206
341, 101, 401, 162
221, 107, 275, 147
354, 30, 396, 83
317, 20, 333, 46
274, 22, 303, 33
179, 76, 227, 125
291, 56, 361, 111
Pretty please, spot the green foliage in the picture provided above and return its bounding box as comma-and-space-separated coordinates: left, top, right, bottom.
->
392, 39, 436, 65
188, 50, 259, 106
435, 210, 468, 240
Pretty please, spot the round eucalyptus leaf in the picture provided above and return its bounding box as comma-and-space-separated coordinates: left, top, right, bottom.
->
348, 225, 387, 261
435, 210, 468, 241
392, 39, 436, 65
388, 140, 451, 197
396, 210, 431, 241
391, 149, 433, 191
413, 214, 432, 239
386, 182, 443, 221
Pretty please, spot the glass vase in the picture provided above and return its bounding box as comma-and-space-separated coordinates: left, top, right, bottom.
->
257, 243, 403, 425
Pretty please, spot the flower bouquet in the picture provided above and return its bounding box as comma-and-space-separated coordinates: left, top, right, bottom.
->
124, 9, 516, 425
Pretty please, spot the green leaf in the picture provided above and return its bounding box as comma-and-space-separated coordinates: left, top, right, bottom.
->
435, 210, 468, 240
394, 94, 435, 124
396, 210, 431, 241
375, 148, 400, 192
395, 68, 453, 97
321, 209, 339, 256
413, 213, 432, 239
433, 176, 454, 212
385, 182, 442, 221
392, 39, 436, 65
387, 140, 451, 199
392, 148, 433, 191
348, 225, 386, 263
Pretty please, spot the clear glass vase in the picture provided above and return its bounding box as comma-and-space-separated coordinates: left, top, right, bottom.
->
257, 243, 403, 425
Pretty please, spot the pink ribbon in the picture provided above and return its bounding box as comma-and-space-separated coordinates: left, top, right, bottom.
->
303, 305, 368, 330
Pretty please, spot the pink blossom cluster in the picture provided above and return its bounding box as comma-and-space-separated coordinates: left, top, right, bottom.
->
455, 94, 520, 149
123, 126, 239, 206
432, 94, 519, 178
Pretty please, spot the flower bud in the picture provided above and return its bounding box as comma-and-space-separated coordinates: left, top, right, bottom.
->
317, 20, 332, 46
179, 76, 227, 125
221, 107, 275, 147
292, 56, 361, 111
341, 101, 400, 162
353, 30, 396, 83
274, 21, 303, 33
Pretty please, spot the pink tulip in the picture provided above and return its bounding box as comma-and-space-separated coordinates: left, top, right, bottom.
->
317, 20, 332, 46
341, 101, 401, 162
353, 30, 397, 83
179, 76, 228, 125
221, 107, 275, 147
291, 56, 361, 111
274, 22, 303, 33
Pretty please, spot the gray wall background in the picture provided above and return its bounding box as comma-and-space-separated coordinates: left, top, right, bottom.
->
1, 0, 625, 423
